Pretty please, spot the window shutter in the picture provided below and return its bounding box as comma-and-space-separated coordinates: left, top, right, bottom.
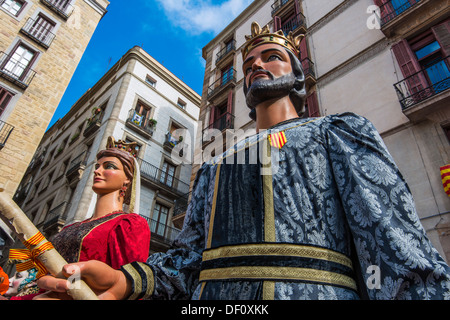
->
299, 37, 309, 69
294, 0, 301, 15
392, 39, 428, 93
432, 20, 450, 58
273, 16, 282, 31
306, 91, 320, 117
226, 90, 233, 128
209, 105, 215, 128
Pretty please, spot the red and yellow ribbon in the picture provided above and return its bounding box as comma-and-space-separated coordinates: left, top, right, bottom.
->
441, 164, 450, 197
9, 232, 54, 279
269, 131, 287, 149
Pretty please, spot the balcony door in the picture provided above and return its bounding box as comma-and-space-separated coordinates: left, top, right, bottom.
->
152, 203, 169, 237
29, 14, 55, 42
160, 161, 175, 188
3, 43, 36, 80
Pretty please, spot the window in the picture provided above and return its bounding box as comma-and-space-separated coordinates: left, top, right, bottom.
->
392, 20, 450, 106
152, 203, 169, 237
2, 43, 37, 81
221, 65, 234, 85
145, 75, 157, 87
0, 86, 14, 117
160, 161, 175, 187
132, 100, 153, 129
0, 0, 26, 16
23, 13, 56, 47
177, 98, 186, 110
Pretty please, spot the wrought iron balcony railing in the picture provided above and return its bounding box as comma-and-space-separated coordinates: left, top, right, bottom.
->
378, 0, 421, 26
43, 201, 70, 229
202, 112, 235, 146
173, 192, 191, 217
271, 0, 290, 15
125, 109, 155, 138
139, 158, 190, 195
40, 0, 74, 19
0, 120, 14, 150
216, 40, 236, 64
20, 17, 56, 48
207, 68, 236, 98
281, 11, 306, 35
139, 215, 181, 244
301, 57, 316, 79
0, 51, 37, 89
394, 55, 450, 110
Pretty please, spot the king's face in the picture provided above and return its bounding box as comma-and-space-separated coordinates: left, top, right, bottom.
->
242, 43, 293, 89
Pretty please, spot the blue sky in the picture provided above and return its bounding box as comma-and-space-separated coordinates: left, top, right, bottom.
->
47, 0, 253, 129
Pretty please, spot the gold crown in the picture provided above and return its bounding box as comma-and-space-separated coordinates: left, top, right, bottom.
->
242, 22, 304, 61
106, 136, 139, 158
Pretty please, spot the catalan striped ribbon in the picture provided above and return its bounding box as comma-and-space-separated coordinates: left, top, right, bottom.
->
268, 131, 287, 149
441, 164, 450, 197
9, 232, 54, 279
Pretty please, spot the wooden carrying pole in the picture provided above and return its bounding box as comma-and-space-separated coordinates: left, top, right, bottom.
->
0, 189, 99, 300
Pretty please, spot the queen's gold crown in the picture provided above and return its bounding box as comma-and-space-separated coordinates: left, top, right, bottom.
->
242, 22, 304, 61
106, 136, 139, 158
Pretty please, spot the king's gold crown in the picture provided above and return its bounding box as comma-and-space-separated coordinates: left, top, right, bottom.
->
242, 22, 304, 61
106, 136, 139, 158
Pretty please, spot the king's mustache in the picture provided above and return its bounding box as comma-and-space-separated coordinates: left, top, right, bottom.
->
248, 69, 274, 86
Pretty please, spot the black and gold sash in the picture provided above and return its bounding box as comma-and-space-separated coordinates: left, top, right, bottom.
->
199, 243, 357, 293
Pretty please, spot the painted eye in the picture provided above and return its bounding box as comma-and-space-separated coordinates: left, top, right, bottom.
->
267, 54, 282, 62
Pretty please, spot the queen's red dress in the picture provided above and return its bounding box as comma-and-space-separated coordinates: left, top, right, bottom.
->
10, 211, 150, 299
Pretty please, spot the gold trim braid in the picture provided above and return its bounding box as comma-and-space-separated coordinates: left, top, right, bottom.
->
199, 266, 357, 292
202, 243, 353, 269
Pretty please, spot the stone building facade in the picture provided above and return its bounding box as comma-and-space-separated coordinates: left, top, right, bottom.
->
0, 0, 109, 197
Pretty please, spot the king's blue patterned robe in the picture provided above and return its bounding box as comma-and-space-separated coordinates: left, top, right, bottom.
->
122, 113, 450, 300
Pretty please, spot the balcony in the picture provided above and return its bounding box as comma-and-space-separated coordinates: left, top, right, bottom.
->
40, 0, 74, 20
139, 215, 181, 252
216, 40, 236, 67
20, 17, 56, 49
271, 0, 290, 16
66, 151, 90, 186
0, 120, 14, 150
139, 158, 190, 196
207, 68, 236, 101
43, 201, 70, 234
394, 56, 450, 119
202, 112, 235, 147
172, 191, 190, 229
125, 109, 156, 139
0, 51, 37, 89
301, 57, 316, 88
163, 132, 186, 158
281, 11, 307, 36
83, 110, 102, 138
378, 0, 421, 26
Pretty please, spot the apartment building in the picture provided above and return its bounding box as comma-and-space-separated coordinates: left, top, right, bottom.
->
13, 46, 200, 255
0, 0, 109, 197
193, 0, 449, 262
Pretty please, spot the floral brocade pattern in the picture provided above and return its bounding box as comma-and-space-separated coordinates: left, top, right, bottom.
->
145, 113, 450, 300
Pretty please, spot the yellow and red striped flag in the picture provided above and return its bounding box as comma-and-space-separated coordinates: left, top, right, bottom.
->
268, 131, 287, 149
441, 164, 450, 197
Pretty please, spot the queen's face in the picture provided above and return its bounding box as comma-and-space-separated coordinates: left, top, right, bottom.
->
92, 156, 129, 195
242, 43, 293, 89
5, 270, 29, 296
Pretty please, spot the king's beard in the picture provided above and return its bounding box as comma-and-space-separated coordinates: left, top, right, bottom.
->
245, 71, 296, 110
